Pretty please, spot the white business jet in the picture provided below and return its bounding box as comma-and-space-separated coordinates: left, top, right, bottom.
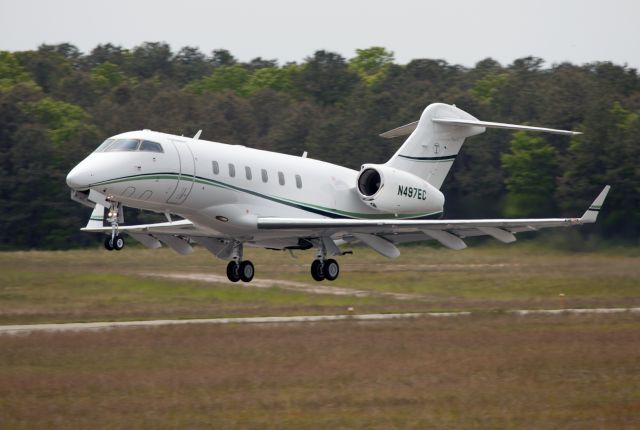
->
66, 103, 610, 283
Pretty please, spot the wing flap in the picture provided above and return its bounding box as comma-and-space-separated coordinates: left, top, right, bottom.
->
129, 233, 162, 249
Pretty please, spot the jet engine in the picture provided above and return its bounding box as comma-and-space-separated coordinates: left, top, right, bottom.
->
356, 164, 444, 214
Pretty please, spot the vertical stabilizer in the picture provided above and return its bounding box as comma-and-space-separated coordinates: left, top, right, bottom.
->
385, 103, 485, 189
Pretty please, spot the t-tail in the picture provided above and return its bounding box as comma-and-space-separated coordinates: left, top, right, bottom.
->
381, 103, 581, 189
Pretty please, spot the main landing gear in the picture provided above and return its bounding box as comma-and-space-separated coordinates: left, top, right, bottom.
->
310, 258, 339, 282
309, 238, 340, 282
104, 234, 125, 251
104, 201, 125, 251
225, 241, 254, 283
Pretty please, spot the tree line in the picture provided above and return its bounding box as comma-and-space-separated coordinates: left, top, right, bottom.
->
0, 42, 638, 249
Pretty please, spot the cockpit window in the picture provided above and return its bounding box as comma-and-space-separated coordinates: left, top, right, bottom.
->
139, 140, 164, 153
104, 139, 140, 152
95, 138, 165, 153
94, 138, 115, 152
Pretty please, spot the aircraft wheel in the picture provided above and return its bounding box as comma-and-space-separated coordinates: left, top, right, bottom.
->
323, 259, 339, 281
239, 261, 255, 282
113, 234, 125, 251
310, 259, 325, 282
104, 236, 114, 251
226, 261, 241, 282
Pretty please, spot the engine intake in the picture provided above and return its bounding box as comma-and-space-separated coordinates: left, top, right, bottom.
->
357, 168, 382, 197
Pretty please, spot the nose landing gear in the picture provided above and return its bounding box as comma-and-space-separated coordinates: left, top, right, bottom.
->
103, 201, 125, 251
225, 241, 255, 282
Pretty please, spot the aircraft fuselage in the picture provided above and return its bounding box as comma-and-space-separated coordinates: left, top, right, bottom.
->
66, 129, 445, 241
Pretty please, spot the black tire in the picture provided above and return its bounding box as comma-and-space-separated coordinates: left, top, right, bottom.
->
104, 236, 114, 251
311, 259, 325, 282
113, 234, 125, 251
239, 261, 255, 282
323, 259, 339, 281
226, 261, 241, 282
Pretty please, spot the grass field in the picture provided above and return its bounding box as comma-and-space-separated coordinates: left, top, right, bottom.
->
1, 244, 639, 428
0, 244, 638, 324
1, 315, 639, 429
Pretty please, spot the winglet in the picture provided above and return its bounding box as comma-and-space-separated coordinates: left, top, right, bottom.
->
580, 185, 611, 223
86, 204, 106, 228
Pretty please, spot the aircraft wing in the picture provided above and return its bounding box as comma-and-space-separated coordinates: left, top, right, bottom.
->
81, 208, 234, 257
257, 186, 610, 256
82, 219, 197, 235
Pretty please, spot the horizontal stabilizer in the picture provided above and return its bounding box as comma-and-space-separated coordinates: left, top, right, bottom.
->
379, 121, 419, 138
432, 118, 581, 136
380, 118, 581, 138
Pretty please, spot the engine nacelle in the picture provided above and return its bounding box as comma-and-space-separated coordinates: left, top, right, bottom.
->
356, 164, 444, 215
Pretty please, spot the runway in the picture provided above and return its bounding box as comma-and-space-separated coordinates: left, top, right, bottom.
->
1, 307, 638, 335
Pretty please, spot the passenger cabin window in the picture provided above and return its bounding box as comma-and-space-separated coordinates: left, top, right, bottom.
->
228, 163, 236, 178
245, 166, 252, 180
212, 161, 219, 175
139, 140, 164, 153
261, 169, 268, 183
295, 174, 302, 189
278, 171, 285, 186
104, 139, 140, 152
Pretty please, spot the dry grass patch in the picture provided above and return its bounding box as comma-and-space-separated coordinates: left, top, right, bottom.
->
1, 313, 639, 429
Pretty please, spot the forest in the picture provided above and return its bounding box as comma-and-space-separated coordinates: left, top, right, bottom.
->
0, 42, 638, 249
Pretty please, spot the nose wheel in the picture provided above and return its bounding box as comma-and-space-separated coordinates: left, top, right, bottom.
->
104, 201, 125, 251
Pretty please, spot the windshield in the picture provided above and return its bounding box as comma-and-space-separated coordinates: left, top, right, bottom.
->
105, 139, 140, 152
95, 139, 164, 153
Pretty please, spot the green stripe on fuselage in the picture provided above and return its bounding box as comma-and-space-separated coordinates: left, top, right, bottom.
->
90, 172, 442, 220
397, 154, 457, 162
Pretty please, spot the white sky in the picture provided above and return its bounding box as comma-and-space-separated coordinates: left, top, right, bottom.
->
1, 0, 638, 68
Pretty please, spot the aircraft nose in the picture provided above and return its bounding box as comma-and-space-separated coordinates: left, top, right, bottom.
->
66, 164, 90, 190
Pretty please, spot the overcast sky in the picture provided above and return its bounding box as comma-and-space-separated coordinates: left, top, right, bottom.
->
1, 0, 638, 68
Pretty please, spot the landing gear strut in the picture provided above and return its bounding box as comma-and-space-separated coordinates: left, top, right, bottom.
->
225, 241, 255, 283
104, 201, 124, 251
310, 239, 340, 281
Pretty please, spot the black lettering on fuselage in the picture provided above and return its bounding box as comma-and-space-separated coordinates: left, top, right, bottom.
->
398, 185, 428, 200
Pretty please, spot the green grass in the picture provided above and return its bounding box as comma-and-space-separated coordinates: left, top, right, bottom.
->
0, 244, 639, 324
1, 245, 639, 429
